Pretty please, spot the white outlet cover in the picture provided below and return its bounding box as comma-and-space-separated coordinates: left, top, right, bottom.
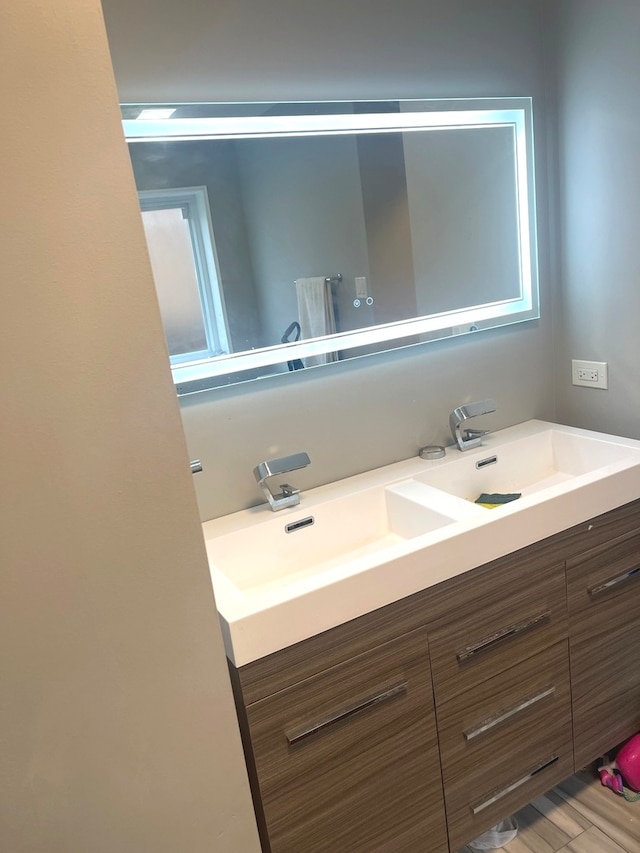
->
572, 359, 608, 389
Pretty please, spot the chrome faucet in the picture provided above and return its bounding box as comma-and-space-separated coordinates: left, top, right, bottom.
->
449, 399, 497, 451
253, 452, 311, 511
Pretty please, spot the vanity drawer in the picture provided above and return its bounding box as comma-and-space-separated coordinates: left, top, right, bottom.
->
438, 642, 573, 850
445, 743, 573, 851
567, 529, 640, 616
429, 559, 567, 703
567, 529, 640, 767
243, 627, 447, 853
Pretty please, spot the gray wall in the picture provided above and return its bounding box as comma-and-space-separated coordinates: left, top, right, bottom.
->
102, 0, 558, 521
406, 126, 521, 314
236, 134, 370, 347
357, 132, 417, 325
548, 0, 640, 440
129, 141, 262, 352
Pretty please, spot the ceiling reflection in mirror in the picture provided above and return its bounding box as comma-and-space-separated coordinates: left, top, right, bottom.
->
122, 99, 539, 394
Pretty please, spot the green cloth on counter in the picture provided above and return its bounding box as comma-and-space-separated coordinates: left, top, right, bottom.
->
475, 492, 522, 509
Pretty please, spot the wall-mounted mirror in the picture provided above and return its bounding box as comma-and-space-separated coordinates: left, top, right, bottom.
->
122, 98, 539, 393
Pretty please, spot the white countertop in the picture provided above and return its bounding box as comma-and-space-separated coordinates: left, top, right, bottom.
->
202, 421, 640, 666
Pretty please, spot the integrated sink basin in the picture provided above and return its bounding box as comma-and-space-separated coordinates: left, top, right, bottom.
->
204, 481, 461, 594
416, 426, 640, 505
202, 420, 640, 666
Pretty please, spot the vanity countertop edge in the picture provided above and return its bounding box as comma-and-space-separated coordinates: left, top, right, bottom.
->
201, 420, 640, 666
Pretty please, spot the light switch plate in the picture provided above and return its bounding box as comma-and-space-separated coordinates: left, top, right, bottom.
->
355, 276, 368, 298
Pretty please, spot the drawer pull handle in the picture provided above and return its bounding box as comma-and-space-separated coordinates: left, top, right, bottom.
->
464, 686, 556, 741
589, 566, 640, 598
457, 611, 551, 663
471, 755, 559, 815
285, 682, 408, 745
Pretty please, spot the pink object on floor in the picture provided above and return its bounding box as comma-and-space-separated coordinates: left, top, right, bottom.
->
615, 734, 640, 791
598, 764, 624, 794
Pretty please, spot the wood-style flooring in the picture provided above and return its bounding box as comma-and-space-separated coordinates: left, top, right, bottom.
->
458, 769, 640, 852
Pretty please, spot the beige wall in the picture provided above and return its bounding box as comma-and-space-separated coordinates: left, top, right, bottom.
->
101, 0, 558, 520
0, 1, 260, 850
548, 0, 640, 440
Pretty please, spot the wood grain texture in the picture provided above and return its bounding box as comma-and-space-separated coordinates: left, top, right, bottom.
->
567, 529, 640, 767
554, 499, 640, 565
429, 558, 567, 704
236, 499, 640, 705
529, 789, 591, 838
446, 746, 572, 852
510, 802, 574, 850
245, 627, 448, 853
560, 826, 627, 852
230, 499, 640, 853
437, 642, 572, 789
458, 769, 640, 852
235, 585, 435, 705
555, 771, 640, 852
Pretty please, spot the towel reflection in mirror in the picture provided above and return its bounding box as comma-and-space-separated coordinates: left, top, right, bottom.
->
294, 277, 338, 367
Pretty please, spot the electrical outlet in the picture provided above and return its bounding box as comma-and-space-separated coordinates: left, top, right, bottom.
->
572, 359, 608, 389
578, 367, 598, 382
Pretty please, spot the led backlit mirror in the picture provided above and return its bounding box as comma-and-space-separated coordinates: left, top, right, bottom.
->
122, 98, 539, 393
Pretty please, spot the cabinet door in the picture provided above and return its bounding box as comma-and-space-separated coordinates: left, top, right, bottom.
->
245, 628, 447, 853
568, 529, 640, 767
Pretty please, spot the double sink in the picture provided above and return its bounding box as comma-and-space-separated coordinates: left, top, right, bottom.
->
202, 420, 640, 665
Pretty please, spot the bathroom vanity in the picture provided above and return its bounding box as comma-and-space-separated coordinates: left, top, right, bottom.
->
202, 421, 640, 852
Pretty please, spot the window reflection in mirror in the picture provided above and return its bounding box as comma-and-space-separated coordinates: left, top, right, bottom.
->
138, 187, 229, 364
122, 99, 539, 393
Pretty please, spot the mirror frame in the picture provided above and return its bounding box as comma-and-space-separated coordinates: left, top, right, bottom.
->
123, 97, 539, 393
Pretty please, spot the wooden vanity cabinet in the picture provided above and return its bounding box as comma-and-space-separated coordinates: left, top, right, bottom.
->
228, 498, 640, 853
437, 641, 572, 850
427, 550, 568, 703
231, 627, 448, 853
427, 548, 572, 850
568, 526, 640, 768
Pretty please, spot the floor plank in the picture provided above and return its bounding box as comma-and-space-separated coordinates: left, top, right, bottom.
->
500, 835, 551, 853
503, 804, 567, 852
555, 771, 640, 852
525, 803, 576, 849
557, 825, 628, 853
530, 790, 591, 838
